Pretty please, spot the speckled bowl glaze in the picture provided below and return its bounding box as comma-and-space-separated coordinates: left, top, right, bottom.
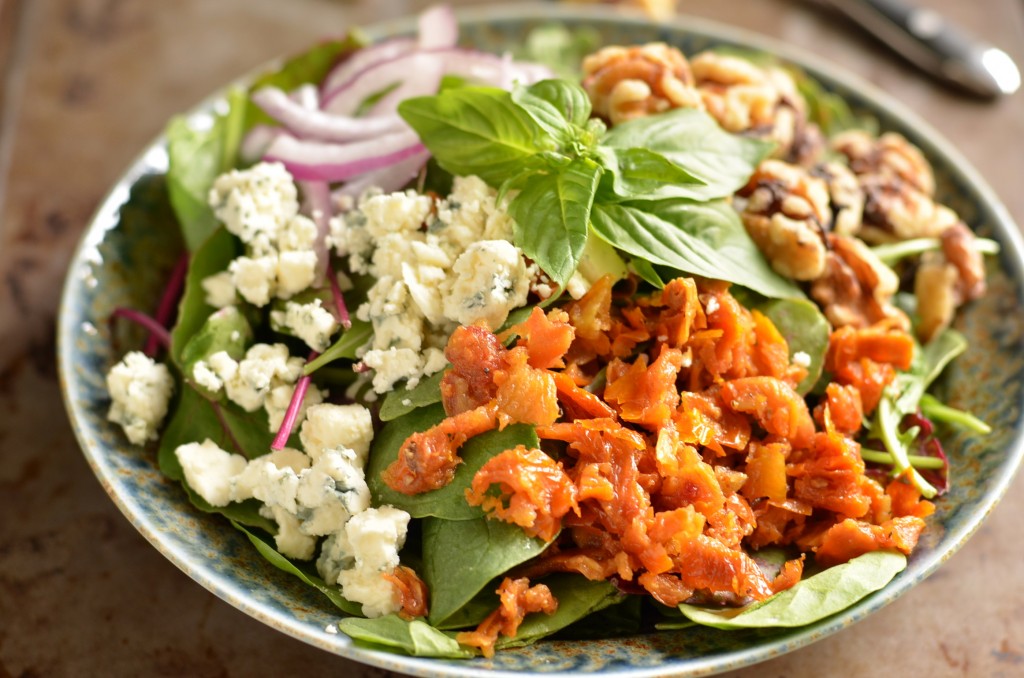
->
58, 4, 1024, 677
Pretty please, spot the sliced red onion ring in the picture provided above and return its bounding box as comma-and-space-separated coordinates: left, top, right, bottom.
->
333, 146, 430, 198
299, 179, 333, 282
320, 36, 416, 98
365, 51, 446, 117
289, 83, 320, 110
264, 130, 425, 182
240, 125, 284, 164
417, 4, 458, 49
252, 86, 407, 142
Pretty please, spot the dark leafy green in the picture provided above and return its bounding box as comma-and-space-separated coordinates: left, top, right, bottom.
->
497, 575, 622, 649
338, 615, 473, 658
590, 200, 803, 299
179, 306, 253, 398
170, 227, 238, 367
424, 516, 550, 626
676, 550, 906, 629
166, 88, 247, 251
369, 419, 539, 520
757, 298, 831, 394
302, 319, 372, 375
378, 369, 446, 421
233, 522, 361, 615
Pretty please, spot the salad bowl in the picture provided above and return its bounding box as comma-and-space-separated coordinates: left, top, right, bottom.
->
58, 3, 1024, 676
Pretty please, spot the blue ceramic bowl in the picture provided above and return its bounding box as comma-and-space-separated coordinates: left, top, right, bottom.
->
58, 4, 1024, 676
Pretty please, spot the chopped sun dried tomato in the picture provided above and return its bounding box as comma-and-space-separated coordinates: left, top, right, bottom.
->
383, 565, 430, 619
456, 578, 557, 658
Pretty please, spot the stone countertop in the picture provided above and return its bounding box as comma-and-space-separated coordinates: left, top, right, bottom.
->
1, 0, 1022, 675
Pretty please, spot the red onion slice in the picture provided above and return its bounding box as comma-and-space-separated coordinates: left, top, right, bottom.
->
252, 86, 407, 142
320, 37, 416, 99
264, 130, 425, 182
299, 179, 333, 282
333, 147, 430, 198
417, 4, 458, 49
240, 125, 284, 164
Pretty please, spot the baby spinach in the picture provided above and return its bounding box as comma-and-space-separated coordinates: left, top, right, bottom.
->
590, 200, 802, 300
423, 516, 550, 627
169, 227, 239, 368
378, 369, 446, 421
676, 550, 906, 630
179, 306, 253, 398
338, 615, 474, 658
756, 298, 831, 394
166, 87, 248, 252
496, 575, 623, 650
233, 521, 361, 616
368, 411, 539, 521
301, 319, 372, 375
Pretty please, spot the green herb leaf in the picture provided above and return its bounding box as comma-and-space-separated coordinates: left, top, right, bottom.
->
512, 79, 592, 137
919, 393, 991, 434
378, 369, 446, 421
232, 521, 361, 615
678, 550, 907, 629
170, 227, 239, 368
166, 88, 247, 251
497, 575, 622, 649
368, 407, 539, 520
597, 145, 703, 200
590, 199, 802, 299
398, 87, 555, 186
515, 23, 602, 81
424, 516, 550, 626
508, 158, 602, 288
179, 306, 253, 398
302, 319, 372, 375
338, 615, 474, 658
601, 108, 773, 200
756, 298, 831, 394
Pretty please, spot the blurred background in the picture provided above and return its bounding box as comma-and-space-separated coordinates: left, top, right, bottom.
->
1, 0, 1021, 676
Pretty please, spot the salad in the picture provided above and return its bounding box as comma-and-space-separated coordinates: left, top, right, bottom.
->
101, 5, 996, 659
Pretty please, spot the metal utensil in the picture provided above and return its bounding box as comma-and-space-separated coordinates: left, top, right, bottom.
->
818, 0, 1020, 98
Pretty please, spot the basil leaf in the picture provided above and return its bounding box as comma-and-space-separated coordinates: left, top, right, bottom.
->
678, 550, 907, 629
590, 200, 802, 299
378, 369, 446, 422
368, 406, 539, 520
302, 319, 372, 375
170, 227, 239, 368
512, 79, 592, 137
757, 298, 831, 394
232, 521, 361, 615
508, 158, 602, 288
601, 108, 773, 200
179, 306, 253, 398
628, 256, 666, 288
424, 516, 550, 626
496, 575, 622, 649
597, 145, 703, 200
338, 615, 473, 658
398, 87, 555, 186
158, 386, 275, 531
166, 87, 247, 251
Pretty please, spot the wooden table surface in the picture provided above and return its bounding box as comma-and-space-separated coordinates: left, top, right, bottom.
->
2, 0, 1022, 675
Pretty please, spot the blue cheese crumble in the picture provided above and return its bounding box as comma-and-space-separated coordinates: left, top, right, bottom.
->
106, 351, 174, 445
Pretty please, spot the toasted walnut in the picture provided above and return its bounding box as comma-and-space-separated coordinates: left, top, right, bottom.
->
833, 131, 935, 196
858, 174, 959, 243
811, 234, 908, 330
691, 52, 822, 165
811, 162, 865, 236
736, 160, 832, 280
941, 222, 986, 301
582, 43, 703, 125
913, 222, 987, 342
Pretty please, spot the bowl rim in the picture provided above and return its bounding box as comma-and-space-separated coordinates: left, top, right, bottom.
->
57, 3, 1024, 677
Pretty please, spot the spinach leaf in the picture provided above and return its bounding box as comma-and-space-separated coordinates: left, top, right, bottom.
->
179, 306, 253, 398
424, 516, 550, 626
166, 87, 247, 251
508, 158, 602, 288
398, 87, 556, 186
337, 615, 474, 658
590, 200, 803, 300
378, 369, 446, 422
232, 521, 361, 615
157, 385, 275, 531
169, 227, 239, 368
369, 408, 539, 520
496, 575, 622, 649
678, 550, 906, 629
554, 595, 644, 640
302, 319, 372, 375
601, 108, 774, 200
756, 298, 831, 394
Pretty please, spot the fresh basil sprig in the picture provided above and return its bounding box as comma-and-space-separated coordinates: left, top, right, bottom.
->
399, 79, 796, 297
